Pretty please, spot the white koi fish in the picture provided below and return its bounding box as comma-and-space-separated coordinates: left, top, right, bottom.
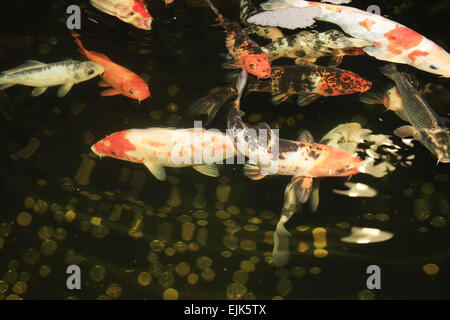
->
91, 127, 236, 181
90, 0, 152, 30
0, 59, 104, 97
249, 0, 450, 77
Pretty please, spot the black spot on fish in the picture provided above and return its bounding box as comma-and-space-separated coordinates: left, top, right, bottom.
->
308, 150, 320, 160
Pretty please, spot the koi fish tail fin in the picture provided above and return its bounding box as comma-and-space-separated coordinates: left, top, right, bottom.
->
204, 0, 225, 25
260, 0, 305, 10
359, 91, 384, 105
188, 86, 236, 126
71, 32, 88, 56
379, 64, 399, 80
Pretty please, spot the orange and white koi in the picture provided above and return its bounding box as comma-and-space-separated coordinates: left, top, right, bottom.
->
227, 69, 361, 199
72, 33, 150, 102
251, 0, 450, 77
205, 0, 271, 79
89, 0, 152, 30
91, 127, 236, 181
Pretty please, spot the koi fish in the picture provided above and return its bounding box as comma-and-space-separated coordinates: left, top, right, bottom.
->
379, 64, 450, 163
272, 122, 397, 266
227, 69, 361, 191
89, 0, 152, 30
0, 59, 104, 97
72, 33, 150, 102
204, 0, 271, 78
189, 64, 371, 125
91, 127, 236, 181
250, 0, 450, 77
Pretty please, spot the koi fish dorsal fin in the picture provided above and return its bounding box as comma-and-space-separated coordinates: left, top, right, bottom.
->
2, 60, 46, 75
291, 175, 313, 204
193, 164, 220, 177
297, 130, 314, 143
143, 160, 167, 181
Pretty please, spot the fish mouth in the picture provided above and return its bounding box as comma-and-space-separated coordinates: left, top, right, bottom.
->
91, 144, 101, 157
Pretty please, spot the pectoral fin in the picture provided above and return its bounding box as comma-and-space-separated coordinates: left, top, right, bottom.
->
271, 93, 289, 105
0, 84, 14, 90
143, 160, 166, 181
393, 125, 418, 139
308, 179, 320, 213
394, 108, 409, 122
31, 87, 48, 96
57, 82, 74, 97
100, 88, 121, 96
98, 80, 111, 87
193, 164, 219, 177
359, 91, 384, 105
243, 161, 267, 180
291, 175, 313, 203
296, 93, 320, 107
297, 130, 314, 143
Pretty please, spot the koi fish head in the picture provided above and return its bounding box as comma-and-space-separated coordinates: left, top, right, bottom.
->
317, 68, 372, 96
419, 128, 450, 163
115, 0, 153, 30
122, 77, 151, 101
74, 62, 105, 82
241, 53, 271, 79
411, 47, 450, 78
307, 146, 361, 177
91, 130, 142, 163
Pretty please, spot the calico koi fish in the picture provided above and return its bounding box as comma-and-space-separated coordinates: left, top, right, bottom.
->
189, 64, 371, 125
250, 0, 450, 77
227, 69, 361, 191
379, 64, 450, 163
89, 0, 152, 30
0, 59, 104, 97
91, 127, 236, 181
272, 122, 397, 266
72, 33, 150, 101
205, 0, 271, 78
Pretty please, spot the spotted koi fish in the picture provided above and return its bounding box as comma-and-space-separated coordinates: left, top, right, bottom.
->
189, 64, 371, 125
72, 33, 150, 102
89, 0, 152, 30
227, 69, 361, 190
91, 127, 236, 181
251, 0, 450, 77
204, 0, 271, 78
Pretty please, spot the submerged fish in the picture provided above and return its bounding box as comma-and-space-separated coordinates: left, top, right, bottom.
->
205, 0, 271, 78
227, 69, 361, 185
89, 0, 152, 30
0, 59, 104, 97
72, 33, 150, 102
379, 64, 450, 163
91, 127, 236, 181
189, 64, 371, 125
272, 122, 397, 266
250, 0, 450, 77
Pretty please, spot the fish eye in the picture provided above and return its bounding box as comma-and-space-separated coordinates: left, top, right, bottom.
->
127, 11, 135, 17
129, 89, 134, 94
88, 69, 95, 75
429, 64, 438, 70
249, 64, 256, 69
110, 151, 117, 156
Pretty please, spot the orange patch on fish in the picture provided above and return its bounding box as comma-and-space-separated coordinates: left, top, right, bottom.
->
408, 50, 429, 62
94, 131, 136, 160
133, 0, 151, 18
373, 41, 382, 48
384, 26, 423, 55
358, 18, 376, 32
144, 139, 165, 147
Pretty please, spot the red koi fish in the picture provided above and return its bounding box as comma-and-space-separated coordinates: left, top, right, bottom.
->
72, 33, 150, 102
91, 127, 236, 181
205, 0, 271, 79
